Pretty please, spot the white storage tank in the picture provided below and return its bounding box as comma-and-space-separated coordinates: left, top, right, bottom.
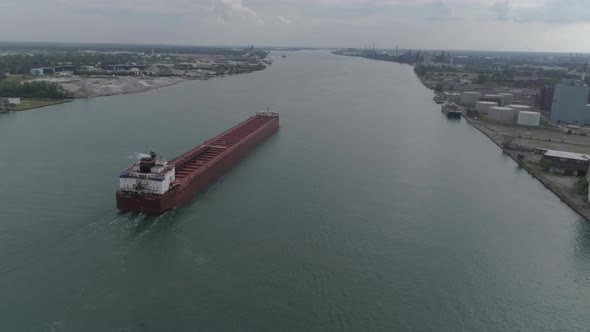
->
461, 91, 482, 106
481, 94, 504, 105
475, 101, 498, 114
517, 111, 541, 127
498, 93, 513, 106
487, 106, 515, 122
507, 104, 531, 112
446, 92, 462, 102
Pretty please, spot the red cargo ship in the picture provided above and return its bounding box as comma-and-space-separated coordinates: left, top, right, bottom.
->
116, 112, 279, 214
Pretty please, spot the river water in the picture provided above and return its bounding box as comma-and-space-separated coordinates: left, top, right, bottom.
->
1, 51, 589, 331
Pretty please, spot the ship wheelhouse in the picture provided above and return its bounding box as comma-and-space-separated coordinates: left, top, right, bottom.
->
119, 150, 176, 195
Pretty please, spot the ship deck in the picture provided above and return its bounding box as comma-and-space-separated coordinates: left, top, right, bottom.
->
170, 114, 277, 185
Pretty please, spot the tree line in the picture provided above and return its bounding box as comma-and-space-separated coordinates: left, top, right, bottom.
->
0, 80, 71, 99
0, 49, 267, 75
0, 53, 138, 75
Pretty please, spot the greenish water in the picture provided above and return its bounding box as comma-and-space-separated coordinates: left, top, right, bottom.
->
1, 51, 589, 331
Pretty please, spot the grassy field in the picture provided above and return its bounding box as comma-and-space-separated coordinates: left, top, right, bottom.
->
1, 99, 68, 111
3, 75, 36, 83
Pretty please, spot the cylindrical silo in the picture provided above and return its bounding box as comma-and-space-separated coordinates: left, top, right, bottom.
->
517, 111, 541, 126
481, 94, 504, 105
507, 104, 531, 112
487, 106, 515, 122
461, 91, 482, 106
475, 101, 498, 114
498, 93, 513, 106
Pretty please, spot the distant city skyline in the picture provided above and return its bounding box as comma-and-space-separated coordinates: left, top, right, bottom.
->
3, 0, 590, 52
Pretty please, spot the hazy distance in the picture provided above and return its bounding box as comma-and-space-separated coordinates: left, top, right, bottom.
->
3, 0, 590, 52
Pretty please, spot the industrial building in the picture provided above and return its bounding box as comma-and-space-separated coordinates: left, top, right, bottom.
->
30, 68, 44, 76
538, 85, 554, 112
536, 148, 590, 176
550, 79, 590, 123
0, 97, 21, 106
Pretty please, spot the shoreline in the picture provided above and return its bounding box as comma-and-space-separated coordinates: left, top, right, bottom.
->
8, 67, 268, 111
463, 115, 590, 222
347, 49, 590, 222
1, 99, 73, 112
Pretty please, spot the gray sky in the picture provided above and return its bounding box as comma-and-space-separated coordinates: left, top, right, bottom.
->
3, 0, 590, 52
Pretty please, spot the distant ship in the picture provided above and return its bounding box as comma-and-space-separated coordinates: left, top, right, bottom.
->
282, 54, 287, 58
116, 113, 279, 214
441, 103, 462, 119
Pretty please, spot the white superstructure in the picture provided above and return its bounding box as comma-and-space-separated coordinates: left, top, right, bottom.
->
119, 151, 176, 195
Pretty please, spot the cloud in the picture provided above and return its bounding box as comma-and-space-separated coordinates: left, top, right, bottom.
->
213, 0, 260, 23
277, 15, 292, 24
427, 0, 458, 21
486, 0, 590, 24
491, 0, 509, 21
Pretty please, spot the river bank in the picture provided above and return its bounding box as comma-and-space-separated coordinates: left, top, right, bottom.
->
462, 115, 590, 221
32, 76, 188, 98
1, 99, 71, 111
376, 51, 590, 222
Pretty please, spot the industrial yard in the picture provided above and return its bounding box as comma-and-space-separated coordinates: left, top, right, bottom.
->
442, 87, 590, 221
334, 47, 590, 219
466, 115, 590, 220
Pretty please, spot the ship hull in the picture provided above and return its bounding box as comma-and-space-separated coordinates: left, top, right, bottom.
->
116, 115, 279, 214
444, 111, 462, 119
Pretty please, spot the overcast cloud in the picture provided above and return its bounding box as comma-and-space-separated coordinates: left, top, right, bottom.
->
2, 0, 590, 51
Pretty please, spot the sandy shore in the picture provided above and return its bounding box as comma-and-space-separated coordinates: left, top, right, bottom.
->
32, 76, 187, 98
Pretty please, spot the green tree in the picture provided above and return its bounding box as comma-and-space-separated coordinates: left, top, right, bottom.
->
0, 81, 71, 98
475, 73, 487, 83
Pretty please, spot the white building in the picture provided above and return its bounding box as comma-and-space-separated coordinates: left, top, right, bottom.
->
7, 97, 20, 105
119, 152, 175, 195
422, 52, 433, 65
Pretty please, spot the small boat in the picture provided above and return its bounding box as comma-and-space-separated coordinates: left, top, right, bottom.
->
441, 102, 462, 119
282, 54, 287, 58
433, 95, 444, 104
